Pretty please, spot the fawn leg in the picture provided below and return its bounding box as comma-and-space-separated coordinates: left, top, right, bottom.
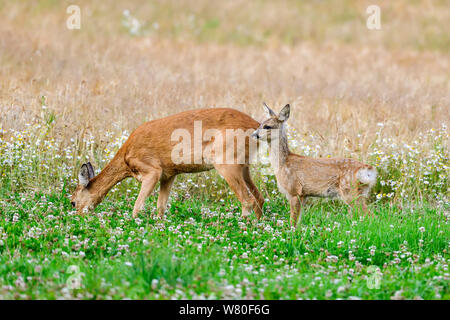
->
157, 175, 176, 217
355, 197, 370, 216
338, 186, 354, 216
339, 187, 368, 216
289, 195, 303, 228
242, 165, 264, 219
132, 170, 161, 218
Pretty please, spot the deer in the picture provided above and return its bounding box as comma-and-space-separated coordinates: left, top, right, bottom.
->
251, 103, 377, 227
71, 108, 265, 219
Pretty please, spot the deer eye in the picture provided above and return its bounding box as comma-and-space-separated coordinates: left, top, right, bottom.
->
71, 201, 76, 207
263, 125, 272, 130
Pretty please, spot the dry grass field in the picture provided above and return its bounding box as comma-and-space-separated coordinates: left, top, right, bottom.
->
0, 0, 448, 300
1, 0, 449, 141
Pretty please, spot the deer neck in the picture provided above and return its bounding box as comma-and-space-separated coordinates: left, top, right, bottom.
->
87, 155, 130, 205
269, 124, 291, 171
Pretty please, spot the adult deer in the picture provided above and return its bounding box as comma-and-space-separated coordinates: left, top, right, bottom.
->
251, 103, 377, 227
71, 108, 264, 219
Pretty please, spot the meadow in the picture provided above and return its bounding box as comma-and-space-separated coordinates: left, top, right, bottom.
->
0, 0, 448, 299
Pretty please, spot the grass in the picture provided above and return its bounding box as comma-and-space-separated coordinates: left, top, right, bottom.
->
0, 0, 449, 300
0, 191, 448, 299
0, 113, 446, 300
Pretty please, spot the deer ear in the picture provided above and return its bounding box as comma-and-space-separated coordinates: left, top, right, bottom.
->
278, 104, 290, 121
78, 163, 91, 187
86, 162, 95, 179
262, 102, 276, 118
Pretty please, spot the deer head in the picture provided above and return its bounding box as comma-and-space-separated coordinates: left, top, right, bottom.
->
71, 162, 96, 214
251, 102, 290, 142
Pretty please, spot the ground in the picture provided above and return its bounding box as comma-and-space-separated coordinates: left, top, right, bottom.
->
0, 0, 449, 299
0, 192, 448, 299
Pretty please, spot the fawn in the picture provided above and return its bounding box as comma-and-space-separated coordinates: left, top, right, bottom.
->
251, 103, 377, 227
71, 108, 264, 219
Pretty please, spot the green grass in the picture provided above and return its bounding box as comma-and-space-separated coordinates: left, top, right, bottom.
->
0, 0, 448, 301
0, 113, 448, 300
0, 189, 448, 299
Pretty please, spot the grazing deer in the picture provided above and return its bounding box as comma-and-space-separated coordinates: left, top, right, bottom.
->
71, 108, 264, 219
251, 103, 377, 227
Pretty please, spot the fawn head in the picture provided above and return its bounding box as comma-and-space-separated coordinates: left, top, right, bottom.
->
71, 162, 96, 214
252, 103, 290, 142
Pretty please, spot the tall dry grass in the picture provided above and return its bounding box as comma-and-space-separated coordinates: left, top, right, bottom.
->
0, 0, 448, 204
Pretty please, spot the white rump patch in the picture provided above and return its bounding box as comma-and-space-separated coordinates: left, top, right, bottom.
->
356, 168, 377, 186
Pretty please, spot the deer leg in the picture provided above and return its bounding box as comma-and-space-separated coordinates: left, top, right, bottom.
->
157, 175, 176, 218
354, 196, 370, 216
214, 164, 254, 219
289, 195, 303, 228
300, 196, 305, 222
132, 170, 161, 218
337, 184, 352, 214
339, 186, 368, 216
242, 165, 264, 219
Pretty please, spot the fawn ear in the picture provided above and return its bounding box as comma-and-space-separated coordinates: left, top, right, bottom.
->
79, 163, 92, 187
262, 102, 276, 118
278, 104, 290, 121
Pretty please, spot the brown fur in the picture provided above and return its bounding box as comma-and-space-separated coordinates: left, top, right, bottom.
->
71, 108, 264, 219
252, 104, 377, 227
